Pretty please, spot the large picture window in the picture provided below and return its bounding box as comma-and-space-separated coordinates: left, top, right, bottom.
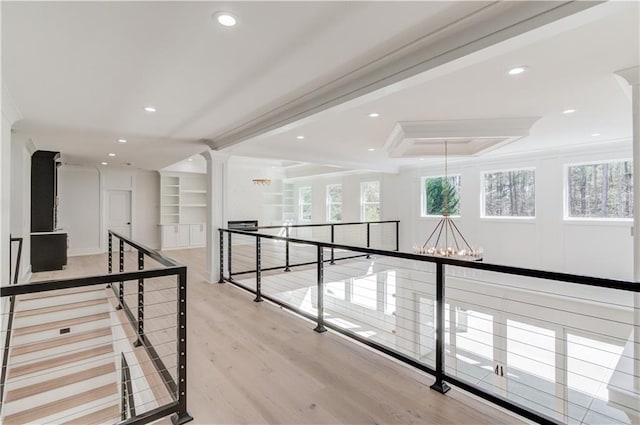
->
566, 160, 633, 219
361, 181, 380, 221
298, 186, 312, 221
422, 175, 460, 216
482, 169, 535, 217
326, 184, 342, 222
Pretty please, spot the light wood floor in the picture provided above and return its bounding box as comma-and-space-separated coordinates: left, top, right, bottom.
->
28, 249, 527, 425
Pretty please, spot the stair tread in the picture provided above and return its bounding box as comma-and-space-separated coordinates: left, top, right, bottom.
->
60, 404, 120, 425
5, 362, 116, 402
17, 286, 107, 301
13, 312, 109, 336
11, 327, 112, 357
2, 383, 118, 425
15, 298, 106, 318
8, 344, 113, 379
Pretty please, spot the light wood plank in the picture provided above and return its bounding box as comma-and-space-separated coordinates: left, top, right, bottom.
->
15, 298, 106, 318
2, 383, 117, 425
5, 362, 116, 402
13, 312, 109, 336
17, 286, 105, 301
25, 250, 525, 425
11, 327, 112, 357
60, 404, 120, 425
8, 344, 113, 379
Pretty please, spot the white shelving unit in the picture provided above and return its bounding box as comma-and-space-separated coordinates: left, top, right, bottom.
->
160, 172, 207, 250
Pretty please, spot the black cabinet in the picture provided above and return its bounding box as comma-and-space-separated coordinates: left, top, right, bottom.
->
31, 233, 67, 272
31, 150, 67, 271
31, 150, 60, 232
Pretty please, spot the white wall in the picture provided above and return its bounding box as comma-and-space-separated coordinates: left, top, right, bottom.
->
226, 157, 286, 226
58, 166, 160, 255
1, 114, 11, 285
398, 142, 634, 280
282, 142, 634, 281
9, 136, 32, 281
58, 166, 101, 256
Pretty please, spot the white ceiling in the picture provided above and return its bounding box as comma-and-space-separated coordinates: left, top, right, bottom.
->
226, 1, 639, 172
2, 1, 637, 172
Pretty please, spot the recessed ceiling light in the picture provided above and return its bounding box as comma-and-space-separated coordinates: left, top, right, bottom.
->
368, 112, 380, 118
591, 133, 601, 137
296, 135, 305, 140
108, 153, 116, 157
143, 106, 156, 113
419, 158, 425, 161
101, 162, 108, 165
367, 148, 376, 152
117, 139, 127, 143
188, 158, 193, 161
563, 109, 576, 114
214, 11, 237, 27
507, 66, 527, 75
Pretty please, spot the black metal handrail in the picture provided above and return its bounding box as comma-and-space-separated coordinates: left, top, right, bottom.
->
0, 232, 192, 425
218, 227, 640, 425
121, 353, 136, 420
0, 236, 23, 408
107, 230, 192, 425
223, 220, 400, 280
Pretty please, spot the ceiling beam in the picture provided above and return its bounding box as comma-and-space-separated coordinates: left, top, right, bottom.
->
207, 1, 602, 152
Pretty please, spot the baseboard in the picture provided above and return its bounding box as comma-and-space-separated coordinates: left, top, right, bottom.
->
160, 245, 205, 251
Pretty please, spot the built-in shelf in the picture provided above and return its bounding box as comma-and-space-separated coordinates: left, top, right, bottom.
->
160, 171, 207, 249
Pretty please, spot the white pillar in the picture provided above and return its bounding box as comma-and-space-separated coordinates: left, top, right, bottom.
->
615, 66, 640, 409
201, 150, 228, 283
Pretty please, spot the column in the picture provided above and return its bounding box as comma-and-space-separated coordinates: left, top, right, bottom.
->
201, 150, 229, 283
615, 66, 640, 418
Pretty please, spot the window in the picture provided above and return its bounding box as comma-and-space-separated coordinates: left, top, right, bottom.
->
361, 181, 380, 221
298, 186, 312, 221
326, 184, 342, 221
566, 160, 633, 219
482, 168, 535, 217
422, 175, 461, 216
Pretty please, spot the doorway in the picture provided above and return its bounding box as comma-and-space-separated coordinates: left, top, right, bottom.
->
107, 190, 131, 251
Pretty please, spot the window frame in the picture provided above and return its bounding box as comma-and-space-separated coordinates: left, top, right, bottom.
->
420, 174, 462, 218
326, 183, 342, 222
298, 186, 312, 222
480, 167, 537, 220
360, 181, 381, 222
563, 159, 633, 223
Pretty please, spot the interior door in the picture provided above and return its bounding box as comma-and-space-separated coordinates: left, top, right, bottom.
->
108, 190, 132, 251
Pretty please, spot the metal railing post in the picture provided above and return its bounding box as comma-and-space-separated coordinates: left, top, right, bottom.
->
218, 229, 225, 283
330, 224, 335, 265
284, 226, 291, 272
118, 238, 124, 310
366, 222, 371, 259
395, 221, 400, 251
134, 250, 144, 347
227, 232, 233, 280
173, 267, 193, 425
107, 233, 112, 288
254, 237, 263, 302
314, 246, 327, 333
430, 262, 450, 394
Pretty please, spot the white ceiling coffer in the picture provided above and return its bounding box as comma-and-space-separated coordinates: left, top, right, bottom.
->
384, 117, 541, 158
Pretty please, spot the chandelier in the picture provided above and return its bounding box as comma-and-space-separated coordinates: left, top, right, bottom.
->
415, 140, 483, 261
252, 178, 271, 186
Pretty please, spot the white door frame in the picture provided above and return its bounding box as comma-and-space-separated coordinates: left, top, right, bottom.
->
103, 188, 133, 251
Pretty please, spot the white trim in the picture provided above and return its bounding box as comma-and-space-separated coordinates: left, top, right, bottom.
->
562, 159, 633, 222
420, 174, 462, 218
325, 183, 342, 222
298, 186, 312, 222
480, 167, 536, 219
360, 181, 381, 222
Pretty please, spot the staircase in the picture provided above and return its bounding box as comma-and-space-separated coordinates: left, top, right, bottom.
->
1, 286, 120, 425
